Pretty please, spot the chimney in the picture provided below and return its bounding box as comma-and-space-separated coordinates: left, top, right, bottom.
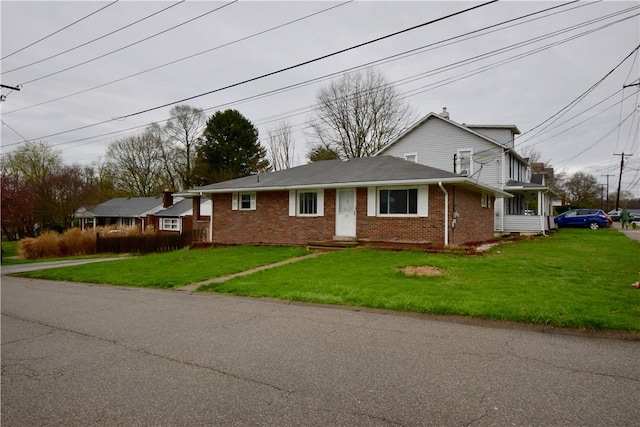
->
441, 107, 450, 119
162, 189, 173, 208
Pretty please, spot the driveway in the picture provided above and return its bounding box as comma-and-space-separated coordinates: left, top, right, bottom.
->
2, 274, 638, 426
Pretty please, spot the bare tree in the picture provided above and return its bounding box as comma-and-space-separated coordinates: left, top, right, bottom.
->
266, 120, 295, 171
307, 69, 415, 159
561, 171, 600, 207
3, 140, 62, 183
105, 127, 171, 197
164, 105, 206, 189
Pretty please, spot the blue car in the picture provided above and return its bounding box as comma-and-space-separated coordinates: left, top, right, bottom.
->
554, 209, 612, 230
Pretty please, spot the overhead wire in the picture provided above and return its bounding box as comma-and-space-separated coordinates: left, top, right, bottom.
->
5, 0, 634, 157
1, 0, 499, 147
0, 0, 120, 60
15, 1, 239, 86
1, 0, 354, 116
515, 42, 640, 146
2, 1, 186, 75
112, 0, 499, 121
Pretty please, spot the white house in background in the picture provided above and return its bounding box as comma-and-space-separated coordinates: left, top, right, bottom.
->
377, 108, 556, 235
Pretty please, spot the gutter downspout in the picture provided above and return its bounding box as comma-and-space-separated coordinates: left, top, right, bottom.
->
438, 181, 449, 247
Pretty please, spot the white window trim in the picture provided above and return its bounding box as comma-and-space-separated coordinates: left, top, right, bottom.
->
160, 217, 181, 231
457, 148, 473, 176
288, 189, 324, 217
373, 185, 428, 217
232, 192, 256, 211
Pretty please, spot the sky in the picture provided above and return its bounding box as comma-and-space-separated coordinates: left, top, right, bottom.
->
1, 0, 639, 198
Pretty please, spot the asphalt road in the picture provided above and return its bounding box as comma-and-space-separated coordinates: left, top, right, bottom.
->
2, 273, 639, 426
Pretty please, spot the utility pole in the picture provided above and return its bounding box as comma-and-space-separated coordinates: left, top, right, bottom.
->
614, 152, 633, 210
601, 174, 614, 211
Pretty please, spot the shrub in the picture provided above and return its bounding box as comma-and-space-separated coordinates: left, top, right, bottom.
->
18, 228, 98, 259
59, 228, 96, 256
19, 231, 61, 259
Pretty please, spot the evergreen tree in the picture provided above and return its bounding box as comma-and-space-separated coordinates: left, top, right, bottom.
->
195, 109, 269, 183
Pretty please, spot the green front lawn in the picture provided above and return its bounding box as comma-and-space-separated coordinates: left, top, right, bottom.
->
17, 245, 310, 288
14, 229, 640, 332
200, 229, 640, 332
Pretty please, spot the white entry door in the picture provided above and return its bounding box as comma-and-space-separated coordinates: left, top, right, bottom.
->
335, 188, 356, 238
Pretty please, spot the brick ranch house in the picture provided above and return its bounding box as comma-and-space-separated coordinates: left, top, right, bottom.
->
182, 156, 512, 247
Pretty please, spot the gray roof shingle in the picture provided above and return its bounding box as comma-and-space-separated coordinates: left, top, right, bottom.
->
191, 156, 461, 192
90, 197, 164, 217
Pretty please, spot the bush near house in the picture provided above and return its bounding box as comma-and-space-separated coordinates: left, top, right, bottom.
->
17, 226, 149, 259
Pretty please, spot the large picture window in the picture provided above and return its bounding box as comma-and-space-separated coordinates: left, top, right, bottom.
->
299, 192, 318, 215
379, 189, 418, 215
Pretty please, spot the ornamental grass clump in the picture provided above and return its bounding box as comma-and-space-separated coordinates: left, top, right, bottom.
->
59, 228, 96, 256
18, 228, 98, 259
19, 231, 61, 259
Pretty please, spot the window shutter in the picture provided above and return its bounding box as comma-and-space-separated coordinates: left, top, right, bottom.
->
418, 186, 428, 217
367, 187, 376, 216
250, 193, 256, 210
317, 189, 324, 216
289, 190, 296, 216
232, 193, 238, 210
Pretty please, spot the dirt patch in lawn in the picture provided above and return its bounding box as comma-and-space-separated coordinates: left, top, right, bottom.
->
401, 266, 445, 276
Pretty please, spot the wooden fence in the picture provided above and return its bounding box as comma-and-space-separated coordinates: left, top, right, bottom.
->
96, 232, 194, 254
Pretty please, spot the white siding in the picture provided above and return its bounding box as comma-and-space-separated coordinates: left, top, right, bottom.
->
383, 117, 503, 188
467, 127, 514, 147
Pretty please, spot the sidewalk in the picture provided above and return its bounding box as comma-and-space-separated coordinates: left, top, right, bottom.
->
176, 252, 325, 293
612, 220, 640, 242
1, 257, 125, 275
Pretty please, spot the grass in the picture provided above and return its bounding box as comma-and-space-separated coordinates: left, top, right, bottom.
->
1, 240, 105, 266
199, 229, 640, 332
13, 229, 640, 332
17, 245, 310, 289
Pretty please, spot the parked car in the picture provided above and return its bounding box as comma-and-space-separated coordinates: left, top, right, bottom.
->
608, 209, 640, 222
607, 209, 622, 221
554, 209, 612, 230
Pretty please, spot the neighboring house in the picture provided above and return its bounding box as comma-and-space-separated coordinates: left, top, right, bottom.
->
377, 108, 555, 235
183, 156, 511, 247
77, 196, 168, 231
147, 196, 212, 240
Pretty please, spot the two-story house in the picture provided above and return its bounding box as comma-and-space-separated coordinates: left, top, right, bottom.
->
377, 108, 555, 235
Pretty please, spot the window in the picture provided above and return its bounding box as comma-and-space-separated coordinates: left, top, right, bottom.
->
299, 192, 317, 215
481, 194, 491, 208
240, 193, 252, 210
161, 218, 180, 231
457, 149, 472, 175
289, 190, 324, 216
119, 217, 134, 227
379, 189, 418, 215
232, 192, 256, 210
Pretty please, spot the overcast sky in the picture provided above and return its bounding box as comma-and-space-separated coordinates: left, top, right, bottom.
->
1, 1, 639, 197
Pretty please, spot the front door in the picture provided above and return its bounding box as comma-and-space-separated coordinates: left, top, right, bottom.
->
335, 189, 356, 238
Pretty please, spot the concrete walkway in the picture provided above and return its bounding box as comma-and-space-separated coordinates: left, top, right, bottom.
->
175, 252, 326, 293
612, 220, 640, 242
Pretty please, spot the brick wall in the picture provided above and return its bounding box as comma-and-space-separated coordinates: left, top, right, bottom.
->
211, 192, 335, 245
211, 186, 494, 246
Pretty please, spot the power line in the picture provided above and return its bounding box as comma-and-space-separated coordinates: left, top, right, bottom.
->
1, 0, 354, 116
16, 1, 239, 86
516, 42, 640, 146
112, 0, 499, 120
1, 0, 626, 151
1, 1, 120, 60
2, 1, 186, 75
